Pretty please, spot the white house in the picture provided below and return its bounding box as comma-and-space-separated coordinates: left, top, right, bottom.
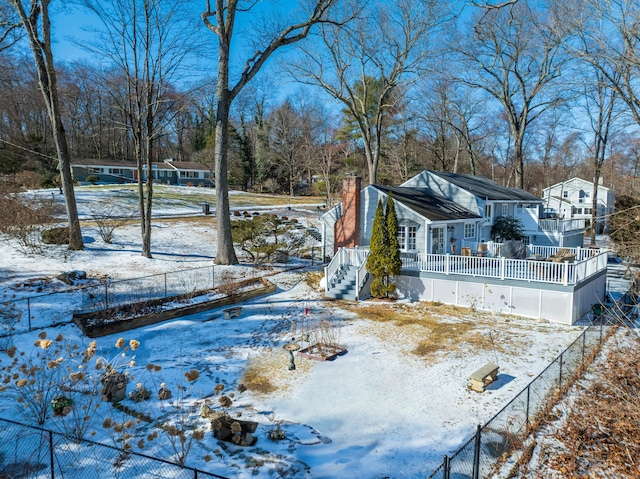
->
321, 172, 607, 325
543, 178, 614, 234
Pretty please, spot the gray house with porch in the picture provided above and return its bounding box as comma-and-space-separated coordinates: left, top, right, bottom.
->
321, 172, 606, 325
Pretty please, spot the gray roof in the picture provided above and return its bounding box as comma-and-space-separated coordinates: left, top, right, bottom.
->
375, 185, 480, 221
430, 171, 541, 202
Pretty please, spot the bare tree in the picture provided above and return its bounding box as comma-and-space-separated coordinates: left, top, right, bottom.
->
202, 0, 344, 265
0, 2, 22, 51
289, 0, 449, 185
457, 1, 568, 189
582, 69, 621, 243
265, 99, 307, 197
561, 0, 640, 127
7, 0, 83, 250
83, 0, 198, 258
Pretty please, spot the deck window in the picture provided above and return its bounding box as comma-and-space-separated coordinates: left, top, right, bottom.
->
183, 171, 200, 179
464, 223, 476, 239
398, 225, 417, 251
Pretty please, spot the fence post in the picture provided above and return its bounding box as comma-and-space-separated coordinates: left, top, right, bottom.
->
473, 424, 481, 479
558, 353, 563, 387
582, 331, 586, 366
27, 298, 32, 332
105, 281, 109, 310
212, 264, 215, 289
525, 384, 530, 433
164, 273, 167, 298
500, 257, 505, 280
600, 324, 603, 343
443, 454, 450, 479
49, 430, 54, 479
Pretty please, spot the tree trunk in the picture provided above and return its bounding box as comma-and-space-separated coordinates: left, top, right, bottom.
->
214, 44, 238, 265
513, 132, 524, 190
14, 0, 83, 250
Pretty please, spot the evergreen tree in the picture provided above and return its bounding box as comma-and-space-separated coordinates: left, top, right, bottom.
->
366, 199, 388, 297
384, 193, 402, 297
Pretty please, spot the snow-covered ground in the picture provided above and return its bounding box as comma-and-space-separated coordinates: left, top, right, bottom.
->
0, 186, 603, 478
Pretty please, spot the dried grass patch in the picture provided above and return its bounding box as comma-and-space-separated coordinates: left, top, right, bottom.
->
240, 349, 313, 395
342, 302, 483, 358
542, 333, 640, 478
304, 271, 323, 291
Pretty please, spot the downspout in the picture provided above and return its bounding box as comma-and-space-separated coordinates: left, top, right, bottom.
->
164, 159, 180, 185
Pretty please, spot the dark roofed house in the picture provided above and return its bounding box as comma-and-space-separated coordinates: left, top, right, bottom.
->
320, 171, 607, 325
70, 158, 213, 187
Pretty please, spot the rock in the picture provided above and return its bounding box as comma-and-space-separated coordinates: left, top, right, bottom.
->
57, 270, 87, 285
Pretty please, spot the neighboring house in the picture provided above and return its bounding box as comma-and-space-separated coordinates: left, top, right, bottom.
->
321, 173, 607, 325
71, 158, 213, 187
543, 177, 614, 233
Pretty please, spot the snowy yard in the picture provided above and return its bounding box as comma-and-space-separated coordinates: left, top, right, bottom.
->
0, 186, 590, 478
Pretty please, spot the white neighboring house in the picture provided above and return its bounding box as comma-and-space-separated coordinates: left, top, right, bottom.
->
543, 178, 614, 234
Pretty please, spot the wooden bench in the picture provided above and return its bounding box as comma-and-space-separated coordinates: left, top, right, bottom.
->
223, 306, 242, 319
469, 362, 499, 393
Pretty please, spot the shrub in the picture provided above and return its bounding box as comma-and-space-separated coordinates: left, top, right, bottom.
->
13, 170, 44, 189
42, 226, 69, 245
89, 203, 136, 243
85, 175, 99, 184
491, 216, 525, 241
0, 192, 56, 253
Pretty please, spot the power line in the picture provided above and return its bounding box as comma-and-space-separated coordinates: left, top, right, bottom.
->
0, 138, 59, 162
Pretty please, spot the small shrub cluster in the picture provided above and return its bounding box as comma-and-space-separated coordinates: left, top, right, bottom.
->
0, 191, 58, 253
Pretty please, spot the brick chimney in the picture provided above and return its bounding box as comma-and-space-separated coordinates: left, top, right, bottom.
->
334, 176, 361, 252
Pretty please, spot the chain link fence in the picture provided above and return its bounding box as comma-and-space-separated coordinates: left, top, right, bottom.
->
79, 266, 217, 313
429, 323, 607, 479
0, 417, 230, 478
0, 265, 228, 339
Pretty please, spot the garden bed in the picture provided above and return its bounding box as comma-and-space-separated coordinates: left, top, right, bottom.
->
297, 343, 347, 361
73, 278, 275, 337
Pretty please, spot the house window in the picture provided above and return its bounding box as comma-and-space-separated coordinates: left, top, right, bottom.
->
88, 167, 102, 174
584, 208, 591, 214
397, 225, 417, 251
484, 204, 492, 221
502, 204, 509, 216
563, 191, 568, 198
183, 171, 200, 179
108, 168, 125, 175
464, 223, 476, 239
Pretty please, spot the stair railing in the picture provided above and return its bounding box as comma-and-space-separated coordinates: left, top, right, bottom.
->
355, 258, 369, 299
324, 247, 346, 291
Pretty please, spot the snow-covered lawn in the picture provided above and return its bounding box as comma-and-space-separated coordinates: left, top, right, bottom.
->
0, 186, 589, 478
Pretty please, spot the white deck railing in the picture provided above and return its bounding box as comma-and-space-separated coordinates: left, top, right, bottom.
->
538, 218, 585, 233
403, 251, 607, 286
330, 245, 608, 288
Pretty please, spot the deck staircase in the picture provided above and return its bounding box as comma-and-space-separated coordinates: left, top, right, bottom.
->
325, 265, 359, 300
